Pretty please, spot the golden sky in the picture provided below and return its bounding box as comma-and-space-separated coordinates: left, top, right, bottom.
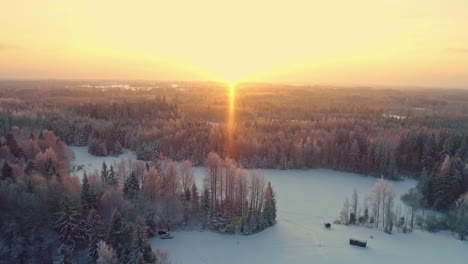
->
1, 0, 468, 88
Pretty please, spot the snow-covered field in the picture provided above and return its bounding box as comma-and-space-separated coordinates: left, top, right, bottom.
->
69, 146, 137, 179
68, 147, 468, 264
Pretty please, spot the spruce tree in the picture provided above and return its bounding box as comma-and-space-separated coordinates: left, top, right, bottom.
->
124, 171, 140, 199
191, 183, 200, 212
422, 134, 437, 170
54, 197, 84, 252
107, 209, 129, 259
262, 182, 277, 227
87, 209, 103, 264
101, 162, 109, 184
81, 173, 94, 210
129, 221, 156, 264
417, 167, 431, 206
107, 165, 118, 187
431, 155, 458, 209
201, 188, 211, 225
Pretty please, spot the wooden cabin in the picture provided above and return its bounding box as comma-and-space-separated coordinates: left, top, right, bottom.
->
349, 238, 367, 248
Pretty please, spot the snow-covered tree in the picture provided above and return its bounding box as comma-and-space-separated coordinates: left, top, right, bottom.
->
262, 182, 277, 227
101, 162, 109, 184
124, 171, 140, 199
81, 173, 94, 209
340, 197, 350, 224
351, 188, 359, 222
97, 240, 118, 264
447, 195, 468, 240
54, 197, 84, 254
401, 188, 424, 232
87, 209, 104, 264
106, 210, 128, 259
107, 165, 118, 187
431, 155, 459, 209
129, 220, 156, 264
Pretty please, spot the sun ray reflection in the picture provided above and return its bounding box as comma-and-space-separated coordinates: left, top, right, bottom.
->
227, 83, 236, 157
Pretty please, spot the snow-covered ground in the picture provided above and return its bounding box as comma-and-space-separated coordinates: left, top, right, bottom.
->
69, 146, 137, 179
68, 147, 468, 264
154, 169, 468, 264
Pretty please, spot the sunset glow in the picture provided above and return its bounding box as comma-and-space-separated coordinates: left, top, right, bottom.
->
227, 83, 236, 156
1, 0, 468, 87
2, 1, 468, 261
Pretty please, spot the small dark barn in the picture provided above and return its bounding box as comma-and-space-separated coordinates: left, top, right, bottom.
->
349, 238, 367, 248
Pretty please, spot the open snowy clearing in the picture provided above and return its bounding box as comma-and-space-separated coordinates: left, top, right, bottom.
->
69, 146, 137, 179
68, 147, 468, 264
152, 169, 468, 264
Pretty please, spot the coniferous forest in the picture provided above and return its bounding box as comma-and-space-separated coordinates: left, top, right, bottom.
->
1, 80, 468, 263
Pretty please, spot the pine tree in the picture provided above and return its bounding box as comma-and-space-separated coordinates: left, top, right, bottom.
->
1, 161, 14, 181
54, 197, 84, 252
87, 209, 104, 264
262, 182, 277, 227
81, 173, 94, 210
129, 220, 156, 264
349, 212, 357, 225
422, 134, 437, 170
191, 183, 200, 212
417, 167, 431, 206
447, 196, 468, 240
107, 165, 118, 187
449, 155, 465, 200
431, 155, 459, 209
201, 188, 211, 225
124, 171, 140, 199
360, 207, 369, 224
101, 162, 109, 184
351, 188, 359, 219
107, 209, 129, 260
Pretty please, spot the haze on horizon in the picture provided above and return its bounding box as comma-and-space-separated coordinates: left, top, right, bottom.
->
1, 0, 468, 88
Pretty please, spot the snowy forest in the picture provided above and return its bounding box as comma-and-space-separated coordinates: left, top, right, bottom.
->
1, 80, 468, 263
0, 126, 277, 263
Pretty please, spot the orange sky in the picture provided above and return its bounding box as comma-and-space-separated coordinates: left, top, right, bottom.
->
1, 0, 468, 88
